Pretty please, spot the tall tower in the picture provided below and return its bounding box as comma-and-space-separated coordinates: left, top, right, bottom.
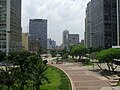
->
0, 0, 22, 54
85, 0, 120, 49
85, 2, 92, 48
29, 19, 47, 51
62, 30, 69, 49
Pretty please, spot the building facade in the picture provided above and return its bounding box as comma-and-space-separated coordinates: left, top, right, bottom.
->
29, 19, 47, 51
47, 38, 56, 50
85, 2, 92, 48
22, 33, 29, 51
30, 39, 40, 52
85, 0, 120, 49
62, 30, 69, 49
0, 0, 22, 54
62, 30, 80, 49
68, 34, 79, 46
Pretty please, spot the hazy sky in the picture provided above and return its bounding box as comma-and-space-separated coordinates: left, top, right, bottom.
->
22, 0, 90, 45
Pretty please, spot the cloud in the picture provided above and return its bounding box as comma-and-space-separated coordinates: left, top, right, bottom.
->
22, 0, 91, 45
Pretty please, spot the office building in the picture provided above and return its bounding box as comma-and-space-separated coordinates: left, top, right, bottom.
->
62, 30, 80, 49
68, 34, 79, 46
29, 19, 47, 51
47, 38, 56, 50
30, 39, 40, 52
85, 0, 120, 49
85, 2, 92, 48
62, 30, 69, 49
22, 33, 29, 51
0, 0, 22, 54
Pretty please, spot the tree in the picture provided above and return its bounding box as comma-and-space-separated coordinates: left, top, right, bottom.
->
38, 47, 47, 54
28, 55, 49, 90
50, 50, 57, 57
62, 52, 69, 59
89, 52, 98, 60
97, 48, 120, 72
70, 45, 88, 61
7, 52, 18, 63
13, 51, 32, 90
0, 67, 18, 90
0, 51, 6, 62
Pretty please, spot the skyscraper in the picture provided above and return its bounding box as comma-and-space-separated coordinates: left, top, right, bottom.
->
85, 2, 92, 48
62, 30, 69, 49
0, 0, 22, 54
85, 0, 120, 49
29, 19, 47, 50
47, 38, 56, 50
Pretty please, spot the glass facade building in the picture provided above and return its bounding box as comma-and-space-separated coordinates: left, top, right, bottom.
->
29, 19, 47, 50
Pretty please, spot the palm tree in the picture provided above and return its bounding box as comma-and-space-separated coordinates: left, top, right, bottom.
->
14, 51, 32, 90
0, 66, 18, 90
28, 55, 49, 90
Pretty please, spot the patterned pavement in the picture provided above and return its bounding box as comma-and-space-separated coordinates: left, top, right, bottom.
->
53, 63, 111, 90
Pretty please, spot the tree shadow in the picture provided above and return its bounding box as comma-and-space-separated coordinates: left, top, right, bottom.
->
88, 69, 120, 77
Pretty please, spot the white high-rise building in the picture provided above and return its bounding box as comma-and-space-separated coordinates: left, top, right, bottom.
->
0, 0, 22, 54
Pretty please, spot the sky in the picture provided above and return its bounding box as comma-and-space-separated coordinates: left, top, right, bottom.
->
22, 0, 91, 45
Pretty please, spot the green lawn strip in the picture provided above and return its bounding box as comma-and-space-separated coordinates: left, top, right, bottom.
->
41, 66, 72, 90
0, 66, 72, 90
40, 66, 61, 90
58, 70, 72, 90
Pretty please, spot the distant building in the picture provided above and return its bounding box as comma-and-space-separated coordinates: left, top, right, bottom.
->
22, 33, 29, 51
29, 19, 47, 51
30, 39, 40, 52
0, 0, 22, 54
80, 39, 85, 45
68, 34, 79, 46
62, 30, 69, 49
47, 38, 56, 50
55, 45, 63, 50
85, 0, 120, 49
62, 30, 80, 49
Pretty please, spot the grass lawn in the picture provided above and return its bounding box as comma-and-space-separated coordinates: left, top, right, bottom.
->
41, 66, 72, 90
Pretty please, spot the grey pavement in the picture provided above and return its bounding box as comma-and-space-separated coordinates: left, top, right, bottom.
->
53, 62, 113, 90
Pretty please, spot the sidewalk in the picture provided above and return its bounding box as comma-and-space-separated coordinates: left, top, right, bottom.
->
53, 62, 111, 90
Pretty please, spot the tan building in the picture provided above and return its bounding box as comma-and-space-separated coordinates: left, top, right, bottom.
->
22, 33, 29, 51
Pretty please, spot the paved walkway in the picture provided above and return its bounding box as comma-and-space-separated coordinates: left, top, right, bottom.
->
53, 62, 112, 90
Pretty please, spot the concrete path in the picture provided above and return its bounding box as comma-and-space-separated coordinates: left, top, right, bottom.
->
53, 63, 112, 90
